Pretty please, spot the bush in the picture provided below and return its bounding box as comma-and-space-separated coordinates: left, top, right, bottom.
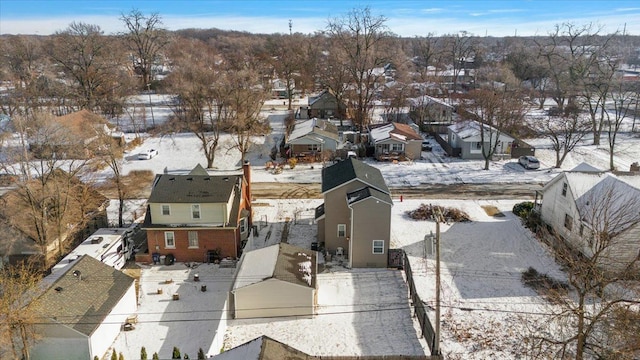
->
198, 348, 206, 359
111, 349, 118, 360
119, 353, 125, 360
172, 347, 181, 359
406, 204, 471, 222
513, 201, 534, 218
141, 347, 147, 360
152, 353, 159, 360
288, 157, 297, 169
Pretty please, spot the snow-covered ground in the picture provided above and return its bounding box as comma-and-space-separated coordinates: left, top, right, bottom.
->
107, 198, 567, 359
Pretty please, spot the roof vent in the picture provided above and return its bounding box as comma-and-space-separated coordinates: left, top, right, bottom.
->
169, 177, 175, 181
90, 236, 103, 244
187, 177, 193, 181
223, 177, 229, 181
204, 177, 211, 181
72, 270, 82, 280
55, 286, 63, 292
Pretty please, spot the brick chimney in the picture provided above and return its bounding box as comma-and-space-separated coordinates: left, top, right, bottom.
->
631, 162, 639, 173
243, 160, 252, 219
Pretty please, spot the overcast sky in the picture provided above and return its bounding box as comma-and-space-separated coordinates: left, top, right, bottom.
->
1, 0, 639, 37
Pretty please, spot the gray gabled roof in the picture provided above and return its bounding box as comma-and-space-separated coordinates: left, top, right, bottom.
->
321, 158, 389, 194
31, 255, 135, 336
211, 335, 315, 359
232, 243, 317, 291
148, 173, 242, 203
347, 186, 393, 207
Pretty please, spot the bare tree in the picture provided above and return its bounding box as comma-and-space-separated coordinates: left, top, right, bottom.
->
604, 74, 636, 171
531, 104, 591, 168
326, 7, 391, 129
460, 87, 526, 170
529, 180, 640, 359
267, 33, 308, 110
120, 9, 169, 89
0, 260, 43, 360
441, 31, 477, 94
47, 22, 122, 112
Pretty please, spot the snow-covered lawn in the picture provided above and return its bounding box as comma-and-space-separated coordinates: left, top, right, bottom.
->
107, 198, 569, 359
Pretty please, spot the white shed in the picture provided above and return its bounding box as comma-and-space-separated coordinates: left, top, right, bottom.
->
230, 243, 317, 319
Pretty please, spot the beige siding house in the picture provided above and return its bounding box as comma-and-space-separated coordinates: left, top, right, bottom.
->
536, 164, 640, 273
316, 158, 393, 268
369, 122, 423, 161
230, 243, 317, 319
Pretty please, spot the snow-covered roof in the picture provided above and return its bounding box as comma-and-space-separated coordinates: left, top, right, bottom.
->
570, 162, 602, 173
232, 243, 317, 291
407, 95, 454, 109
448, 120, 509, 140
370, 122, 422, 144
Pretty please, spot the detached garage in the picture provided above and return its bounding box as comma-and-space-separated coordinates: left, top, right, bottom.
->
230, 243, 318, 319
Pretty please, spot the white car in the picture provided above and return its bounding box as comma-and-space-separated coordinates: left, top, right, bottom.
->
518, 155, 540, 170
138, 149, 159, 160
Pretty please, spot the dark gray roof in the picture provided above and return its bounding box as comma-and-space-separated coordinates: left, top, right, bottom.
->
212, 335, 315, 359
274, 243, 317, 289
315, 203, 325, 219
347, 186, 393, 206
148, 173, 242, 203
321, 158, 390, 194
32, 255, 135, 336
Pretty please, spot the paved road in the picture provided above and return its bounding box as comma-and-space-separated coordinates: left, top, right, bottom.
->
251, 182, 544, 200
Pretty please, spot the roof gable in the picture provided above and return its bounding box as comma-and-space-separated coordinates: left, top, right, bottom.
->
347, 186, 393, 207
32, 255, 135, 336
212, 335, 314, 359
321, 158, 389, 194
370, 122, 422, 144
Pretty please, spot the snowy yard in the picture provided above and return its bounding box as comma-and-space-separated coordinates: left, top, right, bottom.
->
107, 198, 570, 359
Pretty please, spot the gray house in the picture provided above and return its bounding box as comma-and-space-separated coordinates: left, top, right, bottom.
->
316, 158, 393, 268
299, 89, 346, 120
447, 120, 517, 159
285, 118, 340, 160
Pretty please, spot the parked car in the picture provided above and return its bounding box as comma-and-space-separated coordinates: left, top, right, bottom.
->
138, 149, 159, 160
421, 140, 432, 151
518, 155, 540, 170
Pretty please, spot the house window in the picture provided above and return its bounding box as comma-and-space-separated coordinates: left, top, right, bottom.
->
372, 240, 384, 254
161, 204, 170, 216
564, 214, 573, 231
240, 218, 248, 233
191, 204, 201, 219
562, 182, 568, 197
307, 144, 320, 152
474, 142, 482, 150
188, 231, 198, 248
337, 224, 346, 237
391, 143, 404, 152
164, 232, 175, 249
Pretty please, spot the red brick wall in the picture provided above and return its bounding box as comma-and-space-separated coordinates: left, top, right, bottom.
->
146, 228, 239, 263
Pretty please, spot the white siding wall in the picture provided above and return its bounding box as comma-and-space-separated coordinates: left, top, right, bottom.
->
540, 175, 582, 249
233, 278, 314, 319
89, 283, 137, 359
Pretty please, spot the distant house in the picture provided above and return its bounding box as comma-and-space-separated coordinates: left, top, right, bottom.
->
29, 109, 117, 159
229, 243, 317, 319
369, 122, 423, 161
408, 95, 456, 131
285, 118, 340, 161
271, 78, 295, 99
213, 335, 316, 359
446, 120, 518, 159
0, 173, 109, 269
535, 164, 640, 272
141, 163, 252, 263
316, 158, 393, 268
299, 89, 346, 120
29, 255, 136, 360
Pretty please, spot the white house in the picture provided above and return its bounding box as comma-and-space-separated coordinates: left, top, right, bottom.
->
536, 164, 640, 272
29, 255, 136, 360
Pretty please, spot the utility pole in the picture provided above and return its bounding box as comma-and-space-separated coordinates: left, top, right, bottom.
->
432, 208, 443, 356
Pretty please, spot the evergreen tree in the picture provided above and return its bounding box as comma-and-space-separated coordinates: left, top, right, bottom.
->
141, 346, 148, 360
119, 352, 125, 360
172, 347, 181, 359
111, 349, 118, 360
197, 348, 206, 360
152, 353, 159, 360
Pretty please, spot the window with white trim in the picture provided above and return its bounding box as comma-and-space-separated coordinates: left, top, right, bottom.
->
372, 240, 384, 254
161, 204, 170, 216
391, 143, 404, 152
188, 231, 198, 248
337, 224, 346, 237
191, 204, 201, 219
164, 232, 175, 248
307, 144, 320, 152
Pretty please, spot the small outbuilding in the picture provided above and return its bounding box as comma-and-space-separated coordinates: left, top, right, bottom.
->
230, 243, 318, 319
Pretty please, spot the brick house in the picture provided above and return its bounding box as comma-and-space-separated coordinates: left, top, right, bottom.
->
140, 163, 252, 263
